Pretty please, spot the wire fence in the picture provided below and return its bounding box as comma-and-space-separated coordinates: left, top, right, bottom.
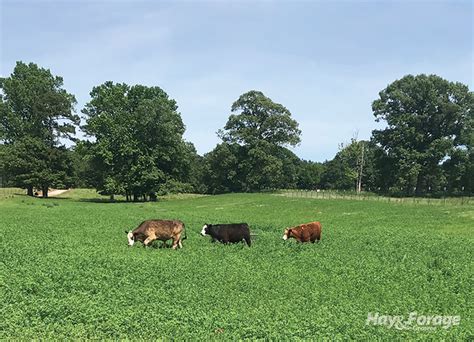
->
274, 189, 473, 206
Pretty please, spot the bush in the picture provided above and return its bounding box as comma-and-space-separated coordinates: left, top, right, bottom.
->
156, 179, 194, 196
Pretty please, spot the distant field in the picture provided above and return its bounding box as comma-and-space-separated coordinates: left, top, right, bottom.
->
0, 190, 472, 339
54, 188, 208, 201
277, 189, 473, 206
0, 187, 23, 198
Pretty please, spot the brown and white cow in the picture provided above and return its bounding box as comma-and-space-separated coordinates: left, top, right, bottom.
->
125, 219, 186, 249
282, 221, 322, 243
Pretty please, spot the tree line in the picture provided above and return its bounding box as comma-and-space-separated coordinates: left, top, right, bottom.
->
1, 61, 472, 199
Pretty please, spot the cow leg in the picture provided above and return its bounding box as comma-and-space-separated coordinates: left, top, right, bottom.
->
143, 235, 156, 247
244, 236, 251, 247
174, 233, 183, 249
171, 237, 180, 250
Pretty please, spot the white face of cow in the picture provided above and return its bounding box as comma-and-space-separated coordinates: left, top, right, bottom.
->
201, 224, 208, 236
282, 228, 289, 240
127, 232, 135, 246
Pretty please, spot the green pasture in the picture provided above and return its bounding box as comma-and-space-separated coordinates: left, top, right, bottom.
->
0, 190, 472, 339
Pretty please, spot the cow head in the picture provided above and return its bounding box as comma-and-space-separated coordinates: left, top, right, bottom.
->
282, 228, 292, 240
125, 231, 135, 246
201, 224, 210, 236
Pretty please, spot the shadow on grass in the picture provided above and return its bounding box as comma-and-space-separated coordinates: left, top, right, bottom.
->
77, 198, 159, 204
126, 241, 174, 249
38, 196, 70, 200
150, 241, 174, 249
15, 194, 71, 200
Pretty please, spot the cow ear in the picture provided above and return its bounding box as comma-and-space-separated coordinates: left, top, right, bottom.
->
288, 229, 292, 235
125, 230, 128, 234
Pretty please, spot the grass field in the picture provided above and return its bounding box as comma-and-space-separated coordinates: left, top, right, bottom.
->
0, 190, 472, 339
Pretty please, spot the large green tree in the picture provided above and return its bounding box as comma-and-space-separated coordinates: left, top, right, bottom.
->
69, 140, 100, 189
205, 90, 302, 192
321, 155, 354, 190
202, 143, 244, 194
296, 160, 324, 190
372, 74, 473, 195
82, 82, 196, 200
202, 141, 302, 193
240, 141, 300, 191
0, 61, 79, 196
218, 90, 301, 147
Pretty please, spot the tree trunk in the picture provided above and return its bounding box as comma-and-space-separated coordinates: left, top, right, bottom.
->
133, 193, 138, 202
110, 194, 114, 201
357, 144, 364, 193
42, 186, 48, 198
415, 173, 424, 197
27, 185, 34, 197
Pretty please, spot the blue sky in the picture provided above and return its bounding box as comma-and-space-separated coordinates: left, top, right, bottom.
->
1, 0, 472, 161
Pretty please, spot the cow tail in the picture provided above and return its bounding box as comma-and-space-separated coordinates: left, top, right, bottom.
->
182, 222, 187, 240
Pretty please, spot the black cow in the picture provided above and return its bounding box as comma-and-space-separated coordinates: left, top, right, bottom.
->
200, 223, 251, 246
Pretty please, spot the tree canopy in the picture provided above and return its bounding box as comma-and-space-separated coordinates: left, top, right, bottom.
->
218, 90, 301, 147
0, 62, 78, 196
1, 62, 472, 198
372, 74, 473, 194
82, 81, 196, 200
202, 91, 303, 192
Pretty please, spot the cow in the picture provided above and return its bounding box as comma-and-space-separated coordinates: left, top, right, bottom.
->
200, 223, 251, 246
125, 219, 186, 249
282, 221, 322, 243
